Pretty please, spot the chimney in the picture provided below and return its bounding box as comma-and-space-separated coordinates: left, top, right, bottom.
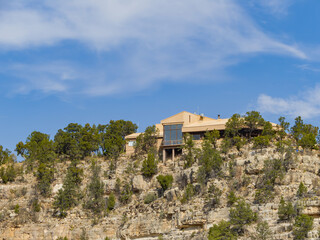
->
218, 114, 221, 119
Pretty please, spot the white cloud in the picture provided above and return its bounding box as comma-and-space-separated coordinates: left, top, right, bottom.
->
257, 86, 320, 119
2, 63, 76, 95
257, 0, 293, 15
297, 64, 320, 72
0, 0, 307, 96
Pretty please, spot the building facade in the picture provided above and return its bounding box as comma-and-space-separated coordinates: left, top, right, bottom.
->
125, 111, 276, 162
125, 111, 230, 161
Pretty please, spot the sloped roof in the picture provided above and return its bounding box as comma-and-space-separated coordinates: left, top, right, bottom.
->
125, 133, 142, 139
182, 118, 229, 132
125, 132, 163, 139
160, 111, 214, 124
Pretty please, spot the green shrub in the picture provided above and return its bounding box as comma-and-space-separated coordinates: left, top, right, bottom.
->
0, 146, 15, 165
31, 198, 41, 212
227, 191, 238, 207
278, 197, 295, 221
197, 141, 222, 184
36, 163, 54, 197
84, 161, 105, 216
115, 178, 121, 194
233, 136, 246, 151
134, 125, 158, 156
221, 138, 232, 154
205, 130, 220, 149
157, 175, 173, 192
254, 188, 273, 205
182, 133, 196, 168
253, 136, 270, 150
54, 161, 83, 217
297, 182, 307, 198
208, 220, 237, 240
141, 152, 157, 178
14, 204, 20, 214
259, 158, 285, 187
229, 200, 257, 234
107, 193, 116, 211
255, 158, 285, 204
144, 192, 157, 204
181, 184, 195, 204
293, 214, 313, 240
0, 165, 17, 184
251, 221, 272, 240
119, 182, 132, 204
207, 184, 222, 207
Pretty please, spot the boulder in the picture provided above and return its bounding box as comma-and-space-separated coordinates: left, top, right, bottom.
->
132, 175, 149, 192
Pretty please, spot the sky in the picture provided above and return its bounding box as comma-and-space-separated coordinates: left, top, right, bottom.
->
1, 0, 320, 154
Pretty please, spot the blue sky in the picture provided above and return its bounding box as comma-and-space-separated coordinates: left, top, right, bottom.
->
1, 0, 320, 153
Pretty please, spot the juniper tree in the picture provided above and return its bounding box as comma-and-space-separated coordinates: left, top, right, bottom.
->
84, 161, 105, 216
54, 161, 83, 217
244, 111, 265, 139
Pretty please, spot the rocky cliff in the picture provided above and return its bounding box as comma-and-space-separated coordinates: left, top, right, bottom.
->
1, 144, 320, 240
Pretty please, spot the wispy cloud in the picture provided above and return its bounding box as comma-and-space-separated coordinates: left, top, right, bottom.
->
1, 62, 76, 95
297, 64, 320, 72
257, 85, 320, 119
257, 0, 294, 15
0, 0, 307, 96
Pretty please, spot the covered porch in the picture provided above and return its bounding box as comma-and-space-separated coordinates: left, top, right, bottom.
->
162, 147, 182, 162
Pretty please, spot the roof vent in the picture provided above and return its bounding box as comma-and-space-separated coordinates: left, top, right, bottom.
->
200, 113, 204, 117
218, 114, 221, 119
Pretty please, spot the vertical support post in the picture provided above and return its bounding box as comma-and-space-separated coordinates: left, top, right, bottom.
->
163, 148, 166, 163
172, 148, 175, 162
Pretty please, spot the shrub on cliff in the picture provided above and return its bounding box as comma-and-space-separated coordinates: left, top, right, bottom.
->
250, 221, 273, 240
227, 191, 238, 207
297, 182, 307, 198
0, 164, 16, 184
107, 193, 116, 211
229, 200, 257, 234
36, 163, 54, 197
207, 184, 222, 208
84, 161, 105, 216
144, 192, 157, 204
208, 220, 237, 240
293, 214, 313, 240
157, 174, 173, 192
54, 161, 83, 217
278, 196, 295, 221
141, 152, 157, 178
119, 182, 132, 204
181, 184, 195, 204
182, 133, 196, 168
197, 141, 222, 185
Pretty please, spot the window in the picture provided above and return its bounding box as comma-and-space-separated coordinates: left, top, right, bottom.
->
192, 134, 201, 140
163, 124, 183, 145
128, 140, 136, 147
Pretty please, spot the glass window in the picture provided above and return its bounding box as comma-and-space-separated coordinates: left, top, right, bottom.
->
192, 134, 201, 140
163, 124, 183, 145
128, 140, 136, 147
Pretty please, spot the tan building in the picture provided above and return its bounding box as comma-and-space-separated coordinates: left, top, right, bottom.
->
125, 111, 230, 160
125, 111, 276, 161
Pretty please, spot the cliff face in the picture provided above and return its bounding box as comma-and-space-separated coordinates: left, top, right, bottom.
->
1, 145, 320, 240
